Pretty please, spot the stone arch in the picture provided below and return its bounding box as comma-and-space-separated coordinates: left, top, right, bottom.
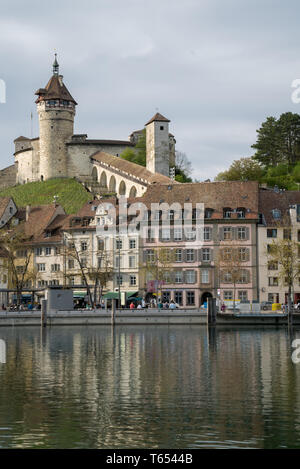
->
100, 171, 108, 188
119, 180, 126, 196
129, 186, 137, 198
92, 167, 98, 182
109, 175, 116, 192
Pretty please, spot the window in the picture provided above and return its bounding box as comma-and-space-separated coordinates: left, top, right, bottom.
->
283, 229, 291, 240
186, 249, 195, 262
239, 248, 247, 262
238, 291, 248, 301
129, 239, 136, 249
175, 249, 182, 262
202, 248, 211, 262
205, 208, 214, 219
237, 227, 247, 240
45, 247, 51, 256
16, 266, 25, 274
55, 247, 60, 255
224, 271, 232, 283
97, 257, 102, 268
51, 264, 60, 272
186, 270, 196, 283
268, 277, 278, 286
49, 280, 59, 286
239, 270, 248, 283
223, 208, 232, 218
174, 228, 182, 241
175, 271, 183, 283
38, 280, 48, 287
115, 256, 122, 268
185, 229, 195, 241
160, 125, 164, 130
81, 258, 87, 268
147, 249, 155, 263
162, 291, 170, 302
203, 227, 211, 241
186, 291, 195, 306
163, 271, 171, 283
161, 228, 170, 241
223, 248, 232, 261
37, 263, 45, 272
117, 275, 123, 286
223, 227, 232, 240
116, 239, 122, 250
129, 256, 136, 268
272, 209, 281, 219
69, 277, 75, 286
68, 259, 75, 269
268, 293, 279, 303
98, 239, 104, 250
268, 261, 278, 270
147, 229, 155, 242
81, 241, 87, 251
224, 291, 233, 300
267, 229, 277, 238
175, 291, 183, 306
237, 208, 246, 219
130, 275, 136, 286
201, 269, 209, 284
35, 247, 43, 256
17, 249, 27, 257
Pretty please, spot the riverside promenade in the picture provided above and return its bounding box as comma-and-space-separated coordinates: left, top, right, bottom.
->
0, 309, 298, 326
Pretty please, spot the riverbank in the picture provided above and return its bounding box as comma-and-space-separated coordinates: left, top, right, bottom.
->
0, 309, 299, 326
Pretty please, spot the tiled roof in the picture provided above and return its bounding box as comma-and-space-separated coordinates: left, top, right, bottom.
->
91, 151, 176, 185
23, 205, 66, 243
145, 113, 170, 126
259, 188, 300, 226
141, 181, 259, 215
35, 75, 77, 104
67, 139, 133, 146
0, 197, 12, 220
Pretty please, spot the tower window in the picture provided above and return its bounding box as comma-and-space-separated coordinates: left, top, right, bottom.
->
160, 126, 164, 130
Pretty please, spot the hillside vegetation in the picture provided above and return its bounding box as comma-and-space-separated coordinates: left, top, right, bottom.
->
0, 178, 93, 214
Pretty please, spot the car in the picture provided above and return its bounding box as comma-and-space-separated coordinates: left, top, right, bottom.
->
260, 301, 273, 311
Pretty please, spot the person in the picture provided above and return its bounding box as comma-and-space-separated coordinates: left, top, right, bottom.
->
137, 303, 142, 309
221, 303, 226, 313
158, 300, 163, 310
169, 301, 176, 310
141, 298, 146, 309
129, 302, 135, 310
163, 302, 169, 309
1, 304, 6, 310
297, 301, 300, 311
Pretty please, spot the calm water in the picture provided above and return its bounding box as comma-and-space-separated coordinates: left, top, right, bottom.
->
0, 325, 300, 449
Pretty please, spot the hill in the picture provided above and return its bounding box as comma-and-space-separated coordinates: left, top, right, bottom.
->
0, 178, 93, 214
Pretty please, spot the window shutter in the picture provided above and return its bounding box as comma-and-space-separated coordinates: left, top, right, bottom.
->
182, 270, 186, 283
193, 270, 197, 284
245, 227, 250, 240
219, 228, 224, 241
198, 248, 202, 262
247, 270, 251, 283
183, 250, 187, 262
210, 249, 214, 261
143, 250, 147, 263
246, 248, 250, 262
232, 227, 237, 240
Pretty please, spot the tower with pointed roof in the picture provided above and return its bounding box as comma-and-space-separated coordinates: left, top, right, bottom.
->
145, 112, 171, 178
35, 54, 77, 180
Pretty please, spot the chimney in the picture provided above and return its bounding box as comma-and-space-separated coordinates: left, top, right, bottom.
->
26, 205, 31, 221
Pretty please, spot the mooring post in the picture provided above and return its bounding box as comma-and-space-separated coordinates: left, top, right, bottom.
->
207, 297, 217, 325
41, 299, 47, 328
111, 298, 116, 326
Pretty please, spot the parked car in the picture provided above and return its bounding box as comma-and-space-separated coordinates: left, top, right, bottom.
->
260, 301, 273, 311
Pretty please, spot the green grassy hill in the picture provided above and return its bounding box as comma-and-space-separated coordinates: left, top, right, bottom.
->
0, 178, 93, 214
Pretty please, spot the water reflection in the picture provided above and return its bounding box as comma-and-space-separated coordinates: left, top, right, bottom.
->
0, 326, 300, 448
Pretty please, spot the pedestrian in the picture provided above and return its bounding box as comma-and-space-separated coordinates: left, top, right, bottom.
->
169, 301, 176, 310
137, 303, 142, 309
129, 302, 135, 310
221, 303, 226, 313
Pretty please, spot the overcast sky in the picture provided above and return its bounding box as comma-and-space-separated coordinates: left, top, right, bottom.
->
1, 0, 300, 180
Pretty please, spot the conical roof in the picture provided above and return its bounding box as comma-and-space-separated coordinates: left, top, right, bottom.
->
35, 74, 77, 104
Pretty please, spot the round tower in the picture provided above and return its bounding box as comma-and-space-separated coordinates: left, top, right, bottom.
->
35, 54, 77, 180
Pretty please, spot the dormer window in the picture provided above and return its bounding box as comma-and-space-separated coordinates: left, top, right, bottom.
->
237, 207, 246, 219
272, 209, 281, 219
205, 208, 214, 219
223, 208, 232, 219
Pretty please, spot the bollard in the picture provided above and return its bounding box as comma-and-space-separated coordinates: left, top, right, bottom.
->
111, 298, 116, 326
207, 297, 217, 325
41, 299, 47, 328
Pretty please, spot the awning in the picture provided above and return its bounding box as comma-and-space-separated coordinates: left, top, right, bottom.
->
102, 291, 138, 300
126, 291, 138, 298
73, 291, 87, 298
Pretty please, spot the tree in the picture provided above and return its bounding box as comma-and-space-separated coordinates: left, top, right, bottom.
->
175, 151, 193, 182
142, 247, 176, 301
121, 129, 146, 167
215, 157, 264, 182
0, 227, 36, 307
216, 247, 248, 312
267, 224, 300, 324
252, 113, 300, 167
88, 246, 113, 306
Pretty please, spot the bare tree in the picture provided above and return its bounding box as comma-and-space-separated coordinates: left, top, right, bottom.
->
175, 151, 192, 177
142, 247, 176, 301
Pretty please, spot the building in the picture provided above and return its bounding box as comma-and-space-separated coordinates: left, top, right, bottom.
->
1, 55, 176, 197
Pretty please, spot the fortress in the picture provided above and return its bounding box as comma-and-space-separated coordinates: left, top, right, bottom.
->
1, 55, 177, 198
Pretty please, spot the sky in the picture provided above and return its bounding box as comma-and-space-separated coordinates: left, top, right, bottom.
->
1, 0, 300, 180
